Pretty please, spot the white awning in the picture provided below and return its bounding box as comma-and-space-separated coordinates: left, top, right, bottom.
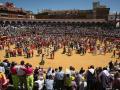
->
17, 14, 24, 16
0, 3, 4, 6
116, 22, 120, 27
0, 13, 8, 15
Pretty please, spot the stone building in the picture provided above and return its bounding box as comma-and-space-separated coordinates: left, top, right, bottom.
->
0, 2, 34, 19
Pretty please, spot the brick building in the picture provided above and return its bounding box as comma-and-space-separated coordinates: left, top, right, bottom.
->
0, 2, 34, 19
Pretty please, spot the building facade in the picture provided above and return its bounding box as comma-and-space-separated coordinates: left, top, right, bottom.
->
35, 0, 110, 20
0, 1, 110, 20
108, 13, 120, 21
108, 12, 120, 28
0, 2, 34, 19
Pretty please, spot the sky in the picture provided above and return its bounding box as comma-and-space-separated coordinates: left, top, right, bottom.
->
0, 0, 120, 13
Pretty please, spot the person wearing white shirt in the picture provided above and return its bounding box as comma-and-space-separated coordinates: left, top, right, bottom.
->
35, 76, 44, 90
45, 75, 54, 90
50, 46, 54, 59
55, 67, 64, 90
0, 63, 5, 73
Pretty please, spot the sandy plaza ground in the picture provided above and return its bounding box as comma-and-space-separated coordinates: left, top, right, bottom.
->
0, 45, 119, 71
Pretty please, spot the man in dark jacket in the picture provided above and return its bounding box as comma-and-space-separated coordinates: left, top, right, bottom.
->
86, 65, 96, 90
98, 67, 112, 90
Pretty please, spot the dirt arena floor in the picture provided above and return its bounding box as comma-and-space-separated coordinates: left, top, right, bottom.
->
0, 46, 119, 70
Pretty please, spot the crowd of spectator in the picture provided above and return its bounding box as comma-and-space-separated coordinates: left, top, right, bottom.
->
0, 21, 120, 90
0, 23, 120, 59
0, 59, 120, 90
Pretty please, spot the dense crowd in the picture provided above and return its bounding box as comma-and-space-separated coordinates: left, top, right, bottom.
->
0, 24, 120, 37
0, 59, 120, 90
0, 22, 120, 90
0, 23, 120, 60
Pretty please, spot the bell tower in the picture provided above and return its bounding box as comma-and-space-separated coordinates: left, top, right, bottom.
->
93, 0, 100, 9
